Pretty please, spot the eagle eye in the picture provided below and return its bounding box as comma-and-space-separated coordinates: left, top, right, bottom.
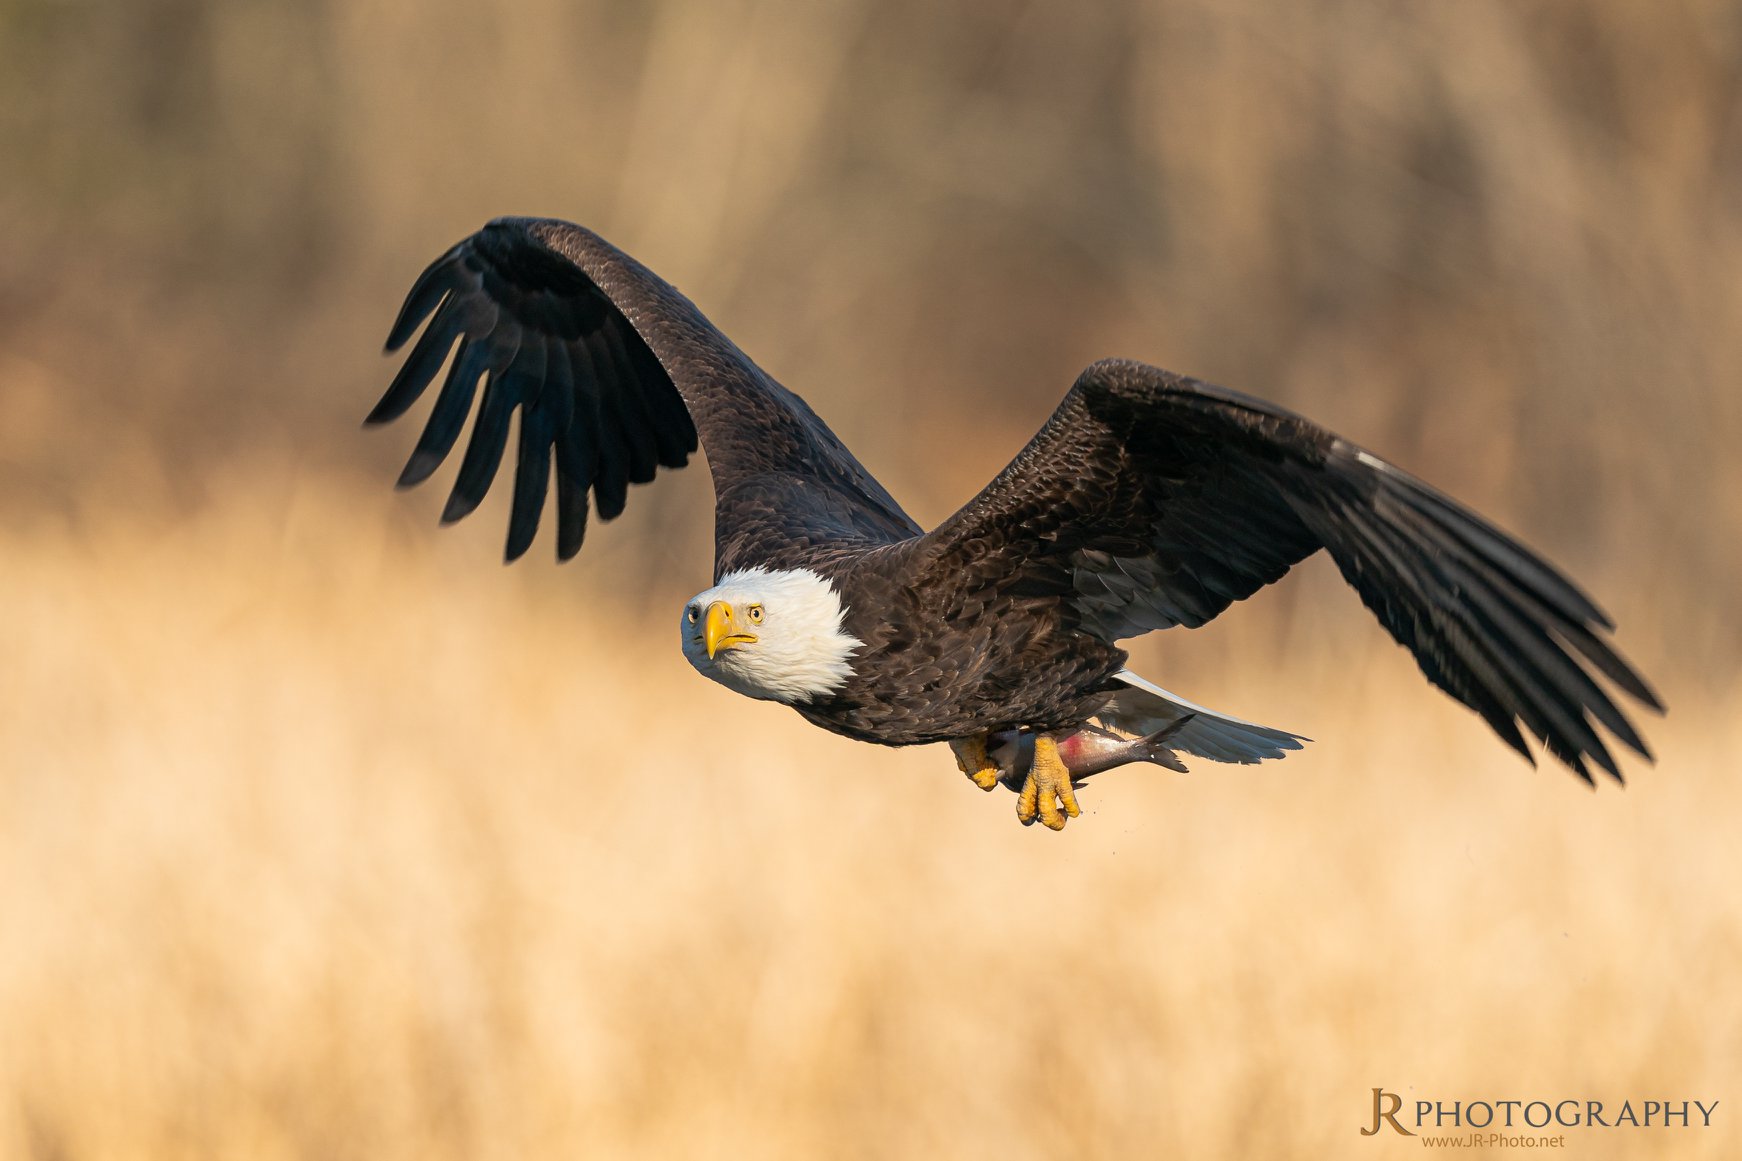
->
748, 605, 764, 623
686, 606, 698, 624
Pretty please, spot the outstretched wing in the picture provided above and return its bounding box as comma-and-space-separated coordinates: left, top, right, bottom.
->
368, 217, 914, 563
909, 358, 1662, 783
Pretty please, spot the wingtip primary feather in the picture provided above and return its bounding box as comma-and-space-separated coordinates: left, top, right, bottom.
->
384, 287, 443, 354
440, 489, 482, 525
1628, 673, 1668, 716
396, 449, 443, 489
385, 250, 465, 352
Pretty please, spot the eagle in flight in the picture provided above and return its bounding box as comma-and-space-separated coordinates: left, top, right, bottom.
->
369, 218, 1660, 830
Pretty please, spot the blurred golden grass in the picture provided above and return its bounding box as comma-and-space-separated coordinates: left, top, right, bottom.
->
0, 471, 1732, 1160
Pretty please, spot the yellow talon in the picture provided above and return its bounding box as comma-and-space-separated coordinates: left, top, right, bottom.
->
950, 734, 1001, 791
1016, 734, 1080, 831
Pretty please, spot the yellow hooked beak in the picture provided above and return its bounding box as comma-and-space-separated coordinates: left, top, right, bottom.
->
703, 600, 759, 659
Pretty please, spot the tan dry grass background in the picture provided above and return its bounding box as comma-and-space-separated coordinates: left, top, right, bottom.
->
1, 1, 1738, 1158
0, 471, 1735, 1160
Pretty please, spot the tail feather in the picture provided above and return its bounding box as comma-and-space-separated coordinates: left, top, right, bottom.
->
1097, 671, 1308, 765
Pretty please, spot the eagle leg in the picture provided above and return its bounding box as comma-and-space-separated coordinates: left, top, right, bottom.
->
950, 734, 1001, 791
1016, 733, 1081, 831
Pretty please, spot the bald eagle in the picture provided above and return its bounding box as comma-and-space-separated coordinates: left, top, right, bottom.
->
369, 218, 1660, 830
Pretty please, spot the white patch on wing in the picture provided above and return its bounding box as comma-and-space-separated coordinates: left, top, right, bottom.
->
1353, 448, 1390, 472
680, 567, 863, 704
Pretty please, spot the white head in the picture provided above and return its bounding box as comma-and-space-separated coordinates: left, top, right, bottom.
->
679, 567, 862, 703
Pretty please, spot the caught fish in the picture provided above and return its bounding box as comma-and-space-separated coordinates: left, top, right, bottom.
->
985, 716, 1197, 792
